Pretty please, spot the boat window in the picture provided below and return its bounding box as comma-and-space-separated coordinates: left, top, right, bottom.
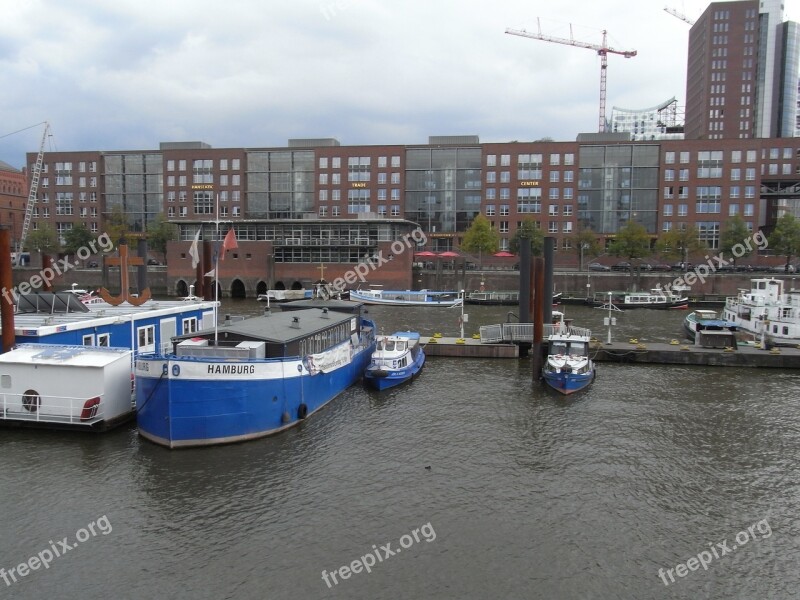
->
568, 343, 588, 356
396, 341, 406, 351
552, 342, 568, 355
384, 340, 395, 351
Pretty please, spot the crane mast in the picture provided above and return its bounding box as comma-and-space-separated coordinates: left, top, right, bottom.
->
17, 122, 50, 256
506, 21, 636, 132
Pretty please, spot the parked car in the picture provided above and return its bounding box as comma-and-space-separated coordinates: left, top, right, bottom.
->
147, 258, 160, 266
637, 262, 654, 272
769, 264, 796, 273
588, 262, 611, 272
650, 262, 673, 272
611, 261, 632, 271
672, 262, 694, 271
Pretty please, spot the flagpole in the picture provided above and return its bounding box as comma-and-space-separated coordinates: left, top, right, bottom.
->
214, 193, 220, 346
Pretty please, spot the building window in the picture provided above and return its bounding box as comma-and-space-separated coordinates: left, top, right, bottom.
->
332, 157, 341, 169
680, 152, 690, 164
486, 154, 496, 167
377, 173, 387, 184
485, 204, 496, 216
378, 156, 387, 168
391, 156, 400, 168
232, 206, 240, 217
549, 171, 560, 183
548, 221, 558, 233
665, 152, 675, 164
563, 205, 573, 216
332, 206, 340, 217
548, 204, 558, 216
391, 172, 400, 184
500, 171, 510, 183
319, 189, 328, 202
486, 172, 496, 183
319, 206, 327, 217
391, 205, 400, 216
678, 204, 688, 216
663, 204, 673, 216
564, 153, 574, 166
500, 204, 509, 216
549, 153, 560, 166
485, 188, 496, 200
499, 221, 509, 233
500, 155, 511, 166
319, 173, 328, 185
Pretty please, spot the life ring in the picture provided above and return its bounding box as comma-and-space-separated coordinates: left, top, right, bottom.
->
80, 396, 101, 421
298, 403, 308, 419
22, 389, 41, 413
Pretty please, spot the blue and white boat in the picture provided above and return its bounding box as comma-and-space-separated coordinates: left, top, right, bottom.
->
541, 323, 595, 395
364, 331, 425, 391
683, 309, 738, 343
135, 303, 377, 448
350, 287, 462, 307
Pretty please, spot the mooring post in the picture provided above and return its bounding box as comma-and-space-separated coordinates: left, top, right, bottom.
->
543, 237, 554, 324
532, 256, 545, 381
0, 227, 16, 353
519, 240, 531, 325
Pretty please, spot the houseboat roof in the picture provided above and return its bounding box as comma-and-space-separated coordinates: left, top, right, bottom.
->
174, 308, 355, 345
4, 294, 218, 337
0, 344, 131, 368
275, 299, 363, 312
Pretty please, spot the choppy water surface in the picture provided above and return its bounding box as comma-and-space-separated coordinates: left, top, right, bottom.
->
1, 302, 798, 599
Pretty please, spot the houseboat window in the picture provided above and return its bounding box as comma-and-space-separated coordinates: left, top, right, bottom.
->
784, 327, 789, 335
97, 333, 110, 347
1, 375, 10, 389
137, 325, 155, 351
552, 342, 568, 354
82, 334, 94, 346
773, 325, 778, 334
182, 317, 198, 335
384, 340, 396, 352
396, 341, 407, 351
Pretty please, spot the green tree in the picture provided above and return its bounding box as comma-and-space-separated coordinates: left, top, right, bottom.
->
63, 223, 95, 258
510, 218, 545, 255
769, 213, 800, 272
655, 226, 707, 270
719, 215, 753, 266
608, 221, 651, 272
25, 223, 60, 255
146, 213, 178, 260
572, 227, 602, 270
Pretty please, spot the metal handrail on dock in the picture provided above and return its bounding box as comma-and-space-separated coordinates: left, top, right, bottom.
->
479, 323, 591, 343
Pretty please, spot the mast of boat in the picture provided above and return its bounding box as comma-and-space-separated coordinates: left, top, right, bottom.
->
214, 194, 220, 346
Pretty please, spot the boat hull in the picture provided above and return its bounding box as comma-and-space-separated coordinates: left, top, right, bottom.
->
364, 349, 425, 391
136, 340, 375, 448
542, 370, 595, 395
349, 290, 462, 307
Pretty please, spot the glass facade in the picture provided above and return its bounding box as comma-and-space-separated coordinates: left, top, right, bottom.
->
577, 145, 659, 234
104, 153, 163, 231
246, 150, 314, 218
404, 147, 481, 234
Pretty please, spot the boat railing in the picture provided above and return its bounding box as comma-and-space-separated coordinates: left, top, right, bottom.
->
543, 324, 592, 339
1, 392, 107, 425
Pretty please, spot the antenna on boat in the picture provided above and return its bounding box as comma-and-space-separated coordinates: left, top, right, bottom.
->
214, 194, 220, 346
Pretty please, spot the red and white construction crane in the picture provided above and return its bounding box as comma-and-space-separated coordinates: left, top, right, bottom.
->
506, 21, 637, 133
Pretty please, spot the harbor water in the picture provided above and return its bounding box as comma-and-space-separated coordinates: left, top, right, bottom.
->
1, 300, 799, 599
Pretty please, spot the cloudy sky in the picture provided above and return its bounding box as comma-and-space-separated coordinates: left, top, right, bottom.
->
1, 0, 799, 168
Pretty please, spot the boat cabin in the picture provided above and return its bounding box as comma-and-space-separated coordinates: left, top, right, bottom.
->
170, 307, 365, 360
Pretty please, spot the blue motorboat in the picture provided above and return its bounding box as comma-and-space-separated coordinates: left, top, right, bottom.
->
135, 303, 376, 448
541, 324, 595, 395
364, 332, 425, 391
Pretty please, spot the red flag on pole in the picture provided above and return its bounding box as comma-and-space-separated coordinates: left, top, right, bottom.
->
221, 228, 238, 259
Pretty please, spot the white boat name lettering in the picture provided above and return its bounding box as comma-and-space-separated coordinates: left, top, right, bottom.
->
207, 364, 256, 375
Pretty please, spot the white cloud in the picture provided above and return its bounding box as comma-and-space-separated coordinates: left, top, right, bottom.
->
1, 0, 798, 167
